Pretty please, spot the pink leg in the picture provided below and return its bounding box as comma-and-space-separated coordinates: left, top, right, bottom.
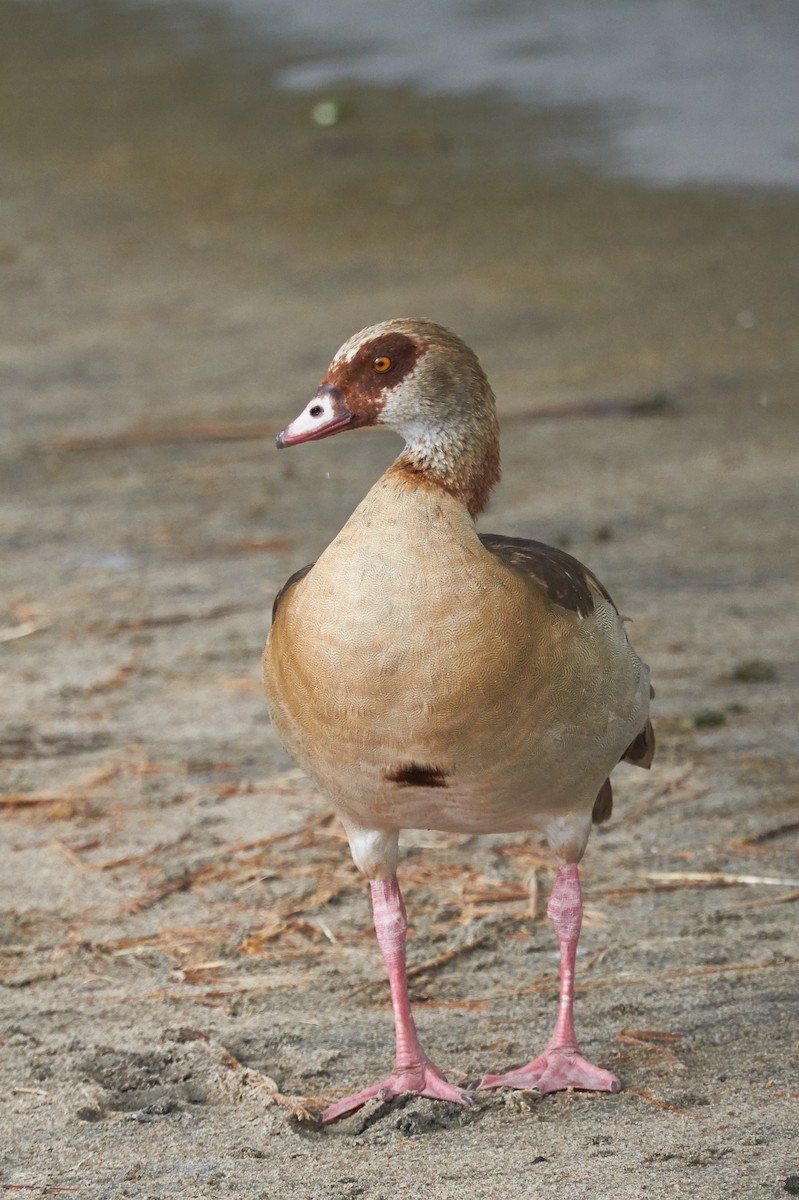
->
480, 863, 619, 1095
320, 874, 471, 1124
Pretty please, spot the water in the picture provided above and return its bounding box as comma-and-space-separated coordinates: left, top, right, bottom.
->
175, 0, 799, 189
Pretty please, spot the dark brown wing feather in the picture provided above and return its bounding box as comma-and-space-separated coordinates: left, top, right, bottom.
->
479, 533, 616, 619
622, 719, 656, 769
594, 719, 656, 825
592, 778, 614, 824
482, 534, 655, 813
272, 563, 314, 623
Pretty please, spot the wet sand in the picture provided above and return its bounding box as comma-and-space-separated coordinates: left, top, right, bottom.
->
1, 5, 798, 1197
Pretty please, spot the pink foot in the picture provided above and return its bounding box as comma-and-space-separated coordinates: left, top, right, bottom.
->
480, 1047, 620, 1096
320, 1060, 472, 1124
479, 865, 620, 1098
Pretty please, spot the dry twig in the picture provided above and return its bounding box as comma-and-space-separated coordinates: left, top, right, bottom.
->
641, 870, 799, 888
0, 620, 53, 642
216, 1044, 316, 1121
625, 1089, 701, 1120
0, 794, 73, 809
341, 918, 518, 1003
517, 955, 799, 997
727, 887, 799, 912
728, 818, 799, 852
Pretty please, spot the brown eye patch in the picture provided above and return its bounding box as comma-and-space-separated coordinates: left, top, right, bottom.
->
322, 331, 423, 422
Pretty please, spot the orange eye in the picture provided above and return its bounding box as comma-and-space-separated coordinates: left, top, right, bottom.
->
373, 355, 393, 373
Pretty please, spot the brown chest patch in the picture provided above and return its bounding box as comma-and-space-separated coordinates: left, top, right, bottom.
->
385, 763, 449, 788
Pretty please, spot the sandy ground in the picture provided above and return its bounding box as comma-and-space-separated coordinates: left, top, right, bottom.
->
2, 8, 799, 1198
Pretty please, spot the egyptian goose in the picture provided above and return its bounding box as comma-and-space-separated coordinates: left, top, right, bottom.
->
263, 319, 654, 1123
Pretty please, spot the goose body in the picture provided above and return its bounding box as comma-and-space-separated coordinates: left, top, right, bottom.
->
263, 319, 654, 1121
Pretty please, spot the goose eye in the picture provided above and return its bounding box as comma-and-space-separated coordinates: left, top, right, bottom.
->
372, 355, 393, 373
